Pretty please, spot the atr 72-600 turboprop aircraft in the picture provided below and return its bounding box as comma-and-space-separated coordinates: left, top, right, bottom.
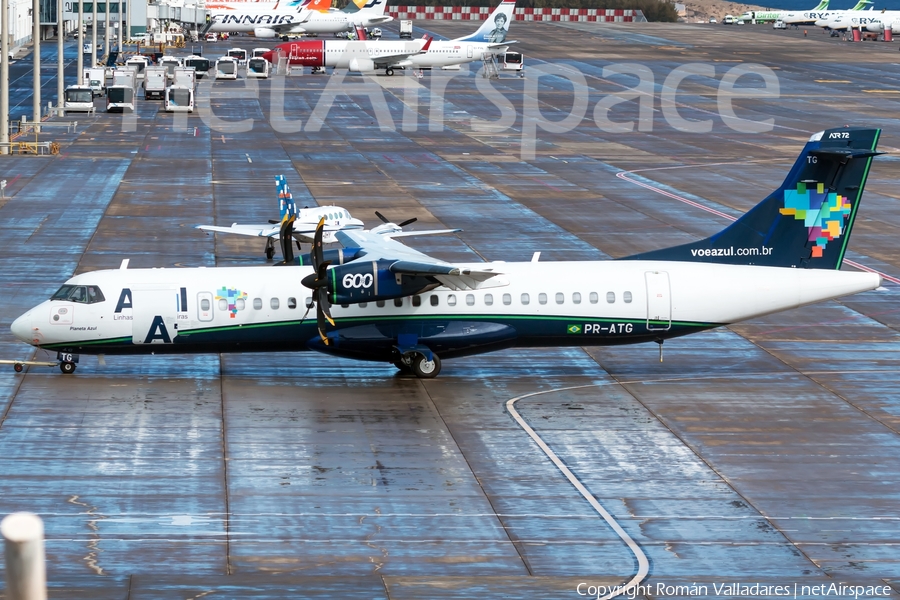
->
262, 0, 515, 76
10, 128, 884, 378
196, 175, 363, 261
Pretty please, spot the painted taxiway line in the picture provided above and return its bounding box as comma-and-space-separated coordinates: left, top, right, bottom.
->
506, 384, 650, 600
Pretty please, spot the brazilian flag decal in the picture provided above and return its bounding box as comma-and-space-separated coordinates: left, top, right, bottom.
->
567, 324, 582, 334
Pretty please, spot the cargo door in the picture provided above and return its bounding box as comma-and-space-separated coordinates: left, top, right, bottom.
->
645, 271, 671, 331
132, 288, 179, 344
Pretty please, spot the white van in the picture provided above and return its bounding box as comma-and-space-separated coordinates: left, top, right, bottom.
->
773, 19, 787, 29
247, 57, 270, 78
165, 86, 194, 113
64, 85, 95, 114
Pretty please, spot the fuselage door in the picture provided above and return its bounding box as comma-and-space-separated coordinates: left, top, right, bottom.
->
197, 291, 214, 322
645, 271, 671, 331
467, 44, 473, 58
132, 288, 179, 344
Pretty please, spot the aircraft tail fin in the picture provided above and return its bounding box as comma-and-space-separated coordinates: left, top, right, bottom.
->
347, 0, 387, 16
305, 0, 332, 11
621, 127, 881, 270
276, 175, 297, 223
811, 0, 829, 10
851, 0, 872, 10
454, 0, 516, 43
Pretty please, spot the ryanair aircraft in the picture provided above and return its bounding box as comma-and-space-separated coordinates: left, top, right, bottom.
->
9, 128, 884, 378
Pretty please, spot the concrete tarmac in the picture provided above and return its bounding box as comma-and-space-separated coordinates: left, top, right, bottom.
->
0, 21, 899, 599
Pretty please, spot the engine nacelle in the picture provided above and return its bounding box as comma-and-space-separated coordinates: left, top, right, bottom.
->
348, 57, 375, 72
865, 21, 884, 32
254, 27, 277, 38
297, 247, 364, 267
328, 260, 436, 304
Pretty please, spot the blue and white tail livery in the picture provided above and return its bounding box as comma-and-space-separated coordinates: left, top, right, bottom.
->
455, 0, 516, 44
276, 175, 297, 224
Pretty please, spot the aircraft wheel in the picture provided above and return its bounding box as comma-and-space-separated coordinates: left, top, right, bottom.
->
393, 359, 411, 373
60, 361, 76, 375
385, 67, 394, 76
14, 363, 23, 373
411, 353, 440, 379
265, 247, 275, 260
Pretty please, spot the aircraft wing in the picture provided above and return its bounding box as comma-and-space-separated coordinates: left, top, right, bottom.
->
197, 222, 346, 240
336, 229, 502, 290
372, 36, 433, 67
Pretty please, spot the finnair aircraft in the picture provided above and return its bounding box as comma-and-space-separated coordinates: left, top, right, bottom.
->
196, 175, 363, 260
262, 0, 515, 76
782, 0, 871, 25
10, 128, 883, 378
208, 0, 391, 38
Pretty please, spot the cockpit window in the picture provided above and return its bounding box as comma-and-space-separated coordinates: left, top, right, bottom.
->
50, 285, 105, 304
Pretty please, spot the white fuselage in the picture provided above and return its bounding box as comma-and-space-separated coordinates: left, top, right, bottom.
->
11, 260, 880, 358
321, 39, 502, 70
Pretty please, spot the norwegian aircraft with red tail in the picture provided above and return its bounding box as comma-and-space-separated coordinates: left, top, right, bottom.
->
262, 0, 516, 76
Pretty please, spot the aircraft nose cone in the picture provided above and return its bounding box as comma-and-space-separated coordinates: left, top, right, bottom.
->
10, 311, 34, 344
263, 51, 275, 63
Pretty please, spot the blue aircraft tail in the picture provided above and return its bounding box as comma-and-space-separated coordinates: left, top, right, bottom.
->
454, 0, 516, 43
622, 127, 881, 270
276, 175, 297, 223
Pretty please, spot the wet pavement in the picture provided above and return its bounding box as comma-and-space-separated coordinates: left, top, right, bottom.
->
0, 21, 899, 599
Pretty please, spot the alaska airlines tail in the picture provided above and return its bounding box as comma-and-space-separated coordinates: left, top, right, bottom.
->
454, 0, 516, 43
276, 175, 297, 223
622, 127, 881, 270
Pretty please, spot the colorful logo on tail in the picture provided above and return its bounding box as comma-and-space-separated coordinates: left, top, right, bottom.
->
780, 181, 851, 258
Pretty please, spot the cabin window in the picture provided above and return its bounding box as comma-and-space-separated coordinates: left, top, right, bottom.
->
430, 295, 439, 307
394, 298, 403, 307
484, 293, 493, 306
253, 298, 263, 310
624, 291, 633, 303
448, 295, 457, 306
466, 294, 475, 306
538, 293, 547, 305
606, 292, 616, 304
376, 300, 385, 308
521, 293, 530, 305
555, 292, 565, 305
412, 295, 421, 307
590, 292, 598, 304
359, 302, 367, 308
573, 292, 581, 304
218, 299, 228, 311
270, 298, 280, 310
341, 304, 349, 309
200, 298, 210, 311
288, 297, 297, 309
235, 298, 246, 311
502, 293, 511, 305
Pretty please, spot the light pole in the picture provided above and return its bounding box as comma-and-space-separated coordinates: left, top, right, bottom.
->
77, 0, 83, 83
33, 0, 41, 122
57, 0, 64, 110
2, 0, 10, 155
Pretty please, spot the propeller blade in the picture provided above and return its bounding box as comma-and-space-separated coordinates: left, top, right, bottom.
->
311, 216, 325, 270
398, 217, 417, 227
375, 210, 390, 224
280, 216, 295, 264
315, 286, 334, 345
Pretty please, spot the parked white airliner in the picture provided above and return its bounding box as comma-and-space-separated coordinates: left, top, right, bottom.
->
9, 128, 884, 378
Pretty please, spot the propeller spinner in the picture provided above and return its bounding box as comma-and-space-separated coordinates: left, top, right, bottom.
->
300, 217, 335, 344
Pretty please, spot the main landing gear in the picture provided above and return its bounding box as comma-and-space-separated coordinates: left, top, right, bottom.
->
265, 237, 276, 261
385, 67, 394, 76
394, 351, 441, 378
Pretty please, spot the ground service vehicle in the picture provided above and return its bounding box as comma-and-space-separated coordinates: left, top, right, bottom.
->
215, 56, 239, 80
159, 56, 182, 80
83, 67, 106, 97
399, 20, 412, 38
125, 56, 149, 79
143, 66, 167, 100
107, 68, 136, 112
184, 56, 210, 78
227, 48, 248, 65
164, 85, 194, 113
501, 52, 524, 75
247, 57, 270, 78
64, 85, 95, 114
252, 48, 269, 58
173, 66, 196, 88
